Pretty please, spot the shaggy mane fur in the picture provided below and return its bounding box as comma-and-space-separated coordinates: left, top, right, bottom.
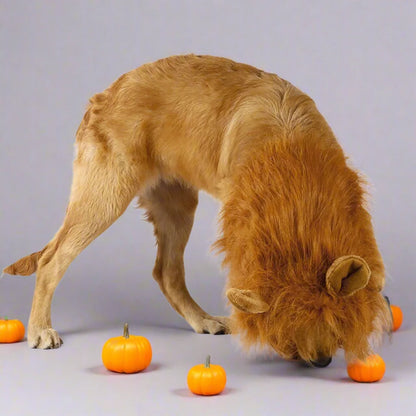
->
215, 134, 391, 361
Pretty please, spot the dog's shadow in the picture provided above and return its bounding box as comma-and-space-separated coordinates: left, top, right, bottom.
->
245, 349, 408, 383
59, 322, 120, 337
246, 359, 350, 383
59, 321, 189, 337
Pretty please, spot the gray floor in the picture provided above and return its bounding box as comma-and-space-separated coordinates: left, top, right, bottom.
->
1, 322, 415, 415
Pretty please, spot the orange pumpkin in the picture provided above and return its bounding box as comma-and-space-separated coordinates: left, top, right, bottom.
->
347, 354, 386, 383
187, 355, 227, 395
390, 305, 403, 331
102, 323, 152, 373
0, 317, 25, 343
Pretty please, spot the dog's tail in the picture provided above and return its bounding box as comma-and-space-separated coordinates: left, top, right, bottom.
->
3, 250, 44, 276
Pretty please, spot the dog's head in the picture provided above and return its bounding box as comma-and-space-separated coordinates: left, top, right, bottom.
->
226, 255, 391, 365
217, 138, 392, 365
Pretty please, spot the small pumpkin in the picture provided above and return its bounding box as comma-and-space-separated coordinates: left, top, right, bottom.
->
347, 354, 386, 383
0, 317, 25, 343
102, 323, 152, 373
390, 305, 403, 331
187, 355, 227, 395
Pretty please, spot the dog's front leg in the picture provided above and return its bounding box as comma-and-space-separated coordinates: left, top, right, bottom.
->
140, 180, 230, 335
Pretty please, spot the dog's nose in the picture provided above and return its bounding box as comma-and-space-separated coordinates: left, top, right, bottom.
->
310, 356, 332, 368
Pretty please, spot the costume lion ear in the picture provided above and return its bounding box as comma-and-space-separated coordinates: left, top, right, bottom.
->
326, 255, 371, 297
226, 288, 270, 314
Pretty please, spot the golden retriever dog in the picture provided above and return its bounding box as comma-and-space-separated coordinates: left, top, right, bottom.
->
4, 54, 391, 367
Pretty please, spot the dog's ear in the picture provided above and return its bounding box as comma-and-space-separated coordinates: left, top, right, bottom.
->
226, 288, 270, 313
326, 255, 371, 297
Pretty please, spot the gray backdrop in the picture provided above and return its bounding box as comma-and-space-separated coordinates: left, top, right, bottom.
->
1, 0, 415, 333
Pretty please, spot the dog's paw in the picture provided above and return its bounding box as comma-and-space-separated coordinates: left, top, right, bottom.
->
200, 316, 231, 335
28, 328, 63, 349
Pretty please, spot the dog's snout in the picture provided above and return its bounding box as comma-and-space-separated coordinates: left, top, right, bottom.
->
310, 356, 332, 368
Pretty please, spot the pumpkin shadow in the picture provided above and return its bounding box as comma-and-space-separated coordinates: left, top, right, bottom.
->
339, 376, 395, 384
171, 387, 238, 397
85, 362, 163, 375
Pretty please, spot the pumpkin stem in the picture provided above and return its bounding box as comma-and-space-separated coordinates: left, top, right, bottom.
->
4, 316, 8, 321
205, 355, 211, 368
123, 323, 130, 339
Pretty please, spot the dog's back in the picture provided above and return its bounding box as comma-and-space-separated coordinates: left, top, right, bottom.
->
79, 54, 333, 196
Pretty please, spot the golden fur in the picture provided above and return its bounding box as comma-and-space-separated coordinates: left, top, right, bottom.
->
4, 54, 390, 364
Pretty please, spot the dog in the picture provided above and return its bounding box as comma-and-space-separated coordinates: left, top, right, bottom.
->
4, 54, 391, 367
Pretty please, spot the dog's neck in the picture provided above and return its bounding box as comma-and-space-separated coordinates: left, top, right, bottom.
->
215, 134, 376, 290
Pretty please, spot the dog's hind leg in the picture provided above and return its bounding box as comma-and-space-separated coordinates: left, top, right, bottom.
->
26, 144, 141, 349
140, 180, 230, 335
